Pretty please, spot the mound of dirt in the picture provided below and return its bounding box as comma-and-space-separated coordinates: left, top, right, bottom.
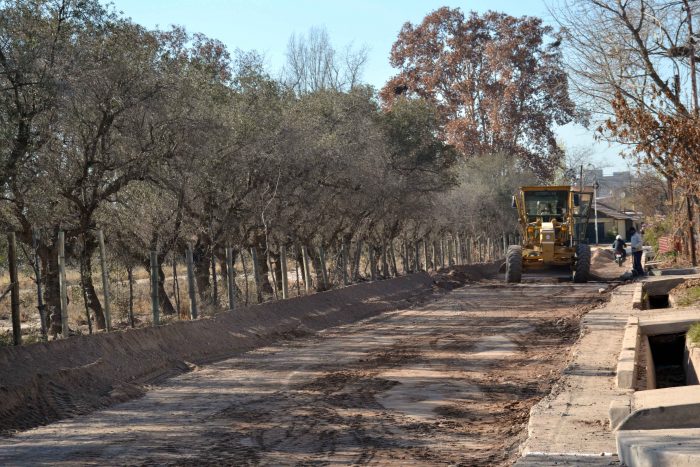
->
591, 248, 614, 265
430, 261, 501, 290
0, 273, 437, 435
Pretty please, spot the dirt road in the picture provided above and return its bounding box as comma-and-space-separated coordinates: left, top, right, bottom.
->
0, 275, 611, 466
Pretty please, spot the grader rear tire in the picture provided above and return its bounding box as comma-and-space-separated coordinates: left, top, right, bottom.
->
505, 245, 522, 283
573, 244, 591, 283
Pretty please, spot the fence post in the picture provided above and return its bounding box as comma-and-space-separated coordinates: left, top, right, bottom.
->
97, 230, 112, 332
58, 231, 69, 338
150, 251, 160, 326
280, 245, 289, 299
319, 246, 329, 289
369, 244, 376, 280
225, 247, 235, 311
186, 247, 198, 319
301, 245, 311, 293
7, 233, 21, 345
127, 266, 135, 327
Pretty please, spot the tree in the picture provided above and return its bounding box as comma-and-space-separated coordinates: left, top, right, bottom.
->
283, 26, 368, 94
381, 7, 578, 179
551, 0, 700, 263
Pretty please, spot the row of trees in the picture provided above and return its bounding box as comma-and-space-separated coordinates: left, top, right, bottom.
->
1, 1, 573, 337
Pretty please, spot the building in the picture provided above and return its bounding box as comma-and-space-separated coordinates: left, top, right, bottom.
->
585, 200, 638, 243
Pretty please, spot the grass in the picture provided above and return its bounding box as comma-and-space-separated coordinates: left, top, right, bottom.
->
688, 323, 700, 346
676, 286, 700, 308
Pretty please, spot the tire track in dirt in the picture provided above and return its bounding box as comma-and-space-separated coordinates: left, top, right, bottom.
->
0, 280, 610, 466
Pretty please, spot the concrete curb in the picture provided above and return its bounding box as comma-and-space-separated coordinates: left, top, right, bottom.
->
616, 317, 639, 389
632, 284, 644, 310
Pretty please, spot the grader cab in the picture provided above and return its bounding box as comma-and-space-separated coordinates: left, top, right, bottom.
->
505, 186, 593, 283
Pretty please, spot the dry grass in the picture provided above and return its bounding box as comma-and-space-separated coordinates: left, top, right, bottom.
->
670, 279, 700, 308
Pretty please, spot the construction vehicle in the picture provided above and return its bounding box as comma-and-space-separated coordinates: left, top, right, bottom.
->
505, 185, 593, 283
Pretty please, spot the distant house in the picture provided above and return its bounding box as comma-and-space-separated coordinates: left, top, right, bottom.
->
586, 200, 638, 243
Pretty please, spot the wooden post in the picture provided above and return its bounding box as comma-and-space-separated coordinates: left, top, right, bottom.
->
97, 230, 112, 332
294, 247, 301, 296
431, 242, 437, 271
301, 245, 311, 293
688, 195, 698, 266
225, 247, 235, 311
186, 247, 198, 319
319, 246, 329, 288
150, 251, 160, 326
8, 233, 21, 345
211, 248, 218, 308
172, 259, 181, 317
280, 245, 289, 299
58, 231, 69, 338
127, 266, 135, 327
250, 247, 262, 302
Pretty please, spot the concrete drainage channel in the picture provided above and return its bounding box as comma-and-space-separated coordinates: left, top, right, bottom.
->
613, 273, 700, 466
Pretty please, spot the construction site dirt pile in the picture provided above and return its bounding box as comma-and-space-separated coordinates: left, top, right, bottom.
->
0, 273, 439, 434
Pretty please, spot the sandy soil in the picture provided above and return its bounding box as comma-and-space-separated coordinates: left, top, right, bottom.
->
0, 270, 611, 466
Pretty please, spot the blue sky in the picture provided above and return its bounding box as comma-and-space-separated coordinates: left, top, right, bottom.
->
110, 0, 630, 173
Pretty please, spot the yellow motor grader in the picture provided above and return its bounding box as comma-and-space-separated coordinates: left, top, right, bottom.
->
505, 185, 593, 283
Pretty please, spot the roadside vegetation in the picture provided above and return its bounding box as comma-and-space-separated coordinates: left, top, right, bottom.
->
0, 1, 574, 340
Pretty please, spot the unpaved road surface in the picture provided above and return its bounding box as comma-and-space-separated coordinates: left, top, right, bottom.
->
0, 279, 610, 466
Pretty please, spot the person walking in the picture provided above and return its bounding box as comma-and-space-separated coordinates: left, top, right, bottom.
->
629, 227, 644, 276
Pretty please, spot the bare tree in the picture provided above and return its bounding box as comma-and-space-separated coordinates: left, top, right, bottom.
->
283, 26, 368, 94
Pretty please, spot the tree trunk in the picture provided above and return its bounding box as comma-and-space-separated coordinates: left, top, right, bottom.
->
271, 251, 284, 293
253, 244, 273, 294
193, 242, 211, 304
79, 232, 107, 330
157, 261, 176, 315
39, 243, 62, 338
308, 248, 326, 292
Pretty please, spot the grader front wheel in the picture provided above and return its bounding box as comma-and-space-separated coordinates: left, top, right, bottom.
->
505, 245, 522, 283
573, 244, 591, 283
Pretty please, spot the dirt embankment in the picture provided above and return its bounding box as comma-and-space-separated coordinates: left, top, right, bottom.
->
0, 273, 436, 434
0, 267, 500, 436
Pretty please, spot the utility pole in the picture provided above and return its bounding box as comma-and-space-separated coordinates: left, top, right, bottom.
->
684, 0, 698, 266
594, 180, 599, 245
